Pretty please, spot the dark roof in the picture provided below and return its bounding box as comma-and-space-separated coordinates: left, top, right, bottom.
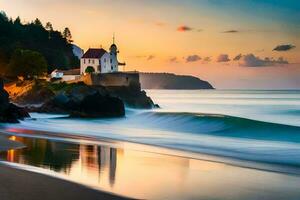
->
82, 48, 107, 58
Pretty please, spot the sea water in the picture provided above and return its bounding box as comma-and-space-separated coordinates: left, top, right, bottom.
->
2, 90, 300, 170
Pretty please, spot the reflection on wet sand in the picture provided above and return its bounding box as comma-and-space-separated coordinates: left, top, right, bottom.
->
1, 135, 300, 200
1, 136, 118, 188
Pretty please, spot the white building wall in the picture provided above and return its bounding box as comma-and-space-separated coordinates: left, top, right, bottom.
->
80, 58, 100, 74
62, 75, 81, 82
100, 53, 111, 73
110, 53, 119, 72
80, 52, 119, 74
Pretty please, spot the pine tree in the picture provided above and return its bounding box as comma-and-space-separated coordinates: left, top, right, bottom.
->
33, 18, 43, 27
63, 27, 73, 43
45, 22, 53, 31
14, 16, 21, 25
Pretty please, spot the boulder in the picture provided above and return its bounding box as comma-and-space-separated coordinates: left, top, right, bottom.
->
34, 84, 125, 118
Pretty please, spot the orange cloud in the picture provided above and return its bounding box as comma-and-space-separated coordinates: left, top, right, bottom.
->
177, 25, 193, 32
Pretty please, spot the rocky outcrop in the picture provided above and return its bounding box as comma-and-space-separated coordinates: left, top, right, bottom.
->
106, 84, 157, 109
8, 80, 157, 111
0, 78, 30, 123
29, 83, 125, 118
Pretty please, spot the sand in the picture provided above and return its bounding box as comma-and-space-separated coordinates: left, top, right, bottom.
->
0, 165, 133, 200
0, 136, 132, 200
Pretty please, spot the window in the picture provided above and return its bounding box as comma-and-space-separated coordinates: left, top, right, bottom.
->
88, 59, 90, 64
83, 59, 86, 64
111, 66, 113, 70
110, 59, 112, 63
104, 58, 106, 62
92, 60, 94, 64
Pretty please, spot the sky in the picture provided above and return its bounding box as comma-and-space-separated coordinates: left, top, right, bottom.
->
1, 0, 300, 89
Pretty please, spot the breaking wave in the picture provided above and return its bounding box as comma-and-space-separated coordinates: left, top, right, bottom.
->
3, 110, 300, 169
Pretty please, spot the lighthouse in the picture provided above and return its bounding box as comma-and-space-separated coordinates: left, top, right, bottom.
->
109, 34, 119, 72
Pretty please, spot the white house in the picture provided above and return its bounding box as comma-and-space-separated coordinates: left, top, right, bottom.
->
80, 41, 121, 74
50, 69, 64, 79
50, 69, 81, 82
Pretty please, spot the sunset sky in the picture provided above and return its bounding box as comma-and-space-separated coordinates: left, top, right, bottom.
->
1, 0, 299, 89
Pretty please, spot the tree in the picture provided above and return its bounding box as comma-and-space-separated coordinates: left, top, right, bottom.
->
0, 11, 8, 21
45, 22, 53, 39
45, 22, 53, 31
85, 66, 95, 74
8, 49, 48, 78
63, 27, 73, 43
0, 12, 79, 73
14, 16, 21, 25
33, 18, 43, 27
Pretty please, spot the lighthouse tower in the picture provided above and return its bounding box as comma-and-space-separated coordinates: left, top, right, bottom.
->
109, 34, 119, 72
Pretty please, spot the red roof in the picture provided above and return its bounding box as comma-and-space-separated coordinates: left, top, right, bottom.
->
82, 48, 107, 59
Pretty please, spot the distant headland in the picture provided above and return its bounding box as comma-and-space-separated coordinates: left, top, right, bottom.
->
139, 73, 214, 90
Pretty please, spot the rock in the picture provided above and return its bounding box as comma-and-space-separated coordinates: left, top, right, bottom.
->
34, 84, 125, 118
7, 80, 157, 117
0, 80, 9, 113
106, 85, 155, 109
0, 78, 29, 123
70, 93, 125, 118
14, 81, 55, 105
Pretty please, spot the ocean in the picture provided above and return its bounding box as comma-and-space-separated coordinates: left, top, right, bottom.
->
2, 90, 300, 172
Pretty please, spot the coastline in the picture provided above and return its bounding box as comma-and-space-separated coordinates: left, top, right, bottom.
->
0, 134, 132, 200
0, 129, 300, 200
2, 126, 300, 176
0, 164, 132, 200
0, 136, 25, 151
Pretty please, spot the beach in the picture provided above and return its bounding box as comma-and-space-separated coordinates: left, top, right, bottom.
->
1, 89, 300, 199
0, 135, 131, 200
0, 136, 24, 151
0, 131, 300, 200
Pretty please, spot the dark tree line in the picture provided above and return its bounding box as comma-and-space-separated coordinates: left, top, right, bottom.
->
0, 11, 79, 76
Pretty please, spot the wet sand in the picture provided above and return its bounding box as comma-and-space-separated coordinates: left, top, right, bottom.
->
0, 136, 24, 151
0, 136, 131, 200
0, 132, 300, 200
0, 165, 132, 200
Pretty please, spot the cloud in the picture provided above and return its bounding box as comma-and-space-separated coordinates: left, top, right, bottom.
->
147, 55, 155, 60
222, 30, 239, 33
217, 54, 230, 62
169, 57, 179, 63
177, 25, 193, 32
186, 55, 201, 62
233, 54, 242, 61
136, 55, 156, 61
239, 54, 289, 67
203, 57, 211, 62
273, 44, 296, 51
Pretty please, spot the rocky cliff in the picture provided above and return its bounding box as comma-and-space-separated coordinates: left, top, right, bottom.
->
140, 73, 214, 89
31, 83, 125, 118
0, 78, 29, 123
6, 80, 156, 118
